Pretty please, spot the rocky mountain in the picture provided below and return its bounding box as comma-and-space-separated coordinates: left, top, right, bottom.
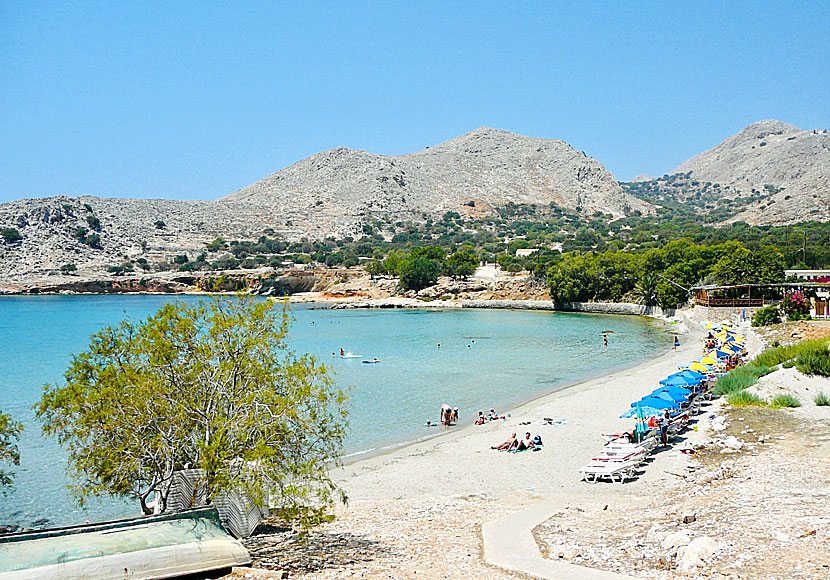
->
223, 127, 651, 226
0, 128, 651, 284
670, 120, 830, 224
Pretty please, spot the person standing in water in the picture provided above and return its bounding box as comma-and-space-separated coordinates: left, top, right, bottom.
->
603, 334, 608, 347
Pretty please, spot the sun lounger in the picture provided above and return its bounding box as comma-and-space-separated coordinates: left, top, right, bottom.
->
579, 458, 639, 483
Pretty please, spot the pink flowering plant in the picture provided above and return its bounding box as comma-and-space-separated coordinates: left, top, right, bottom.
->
780, 290, 811, 321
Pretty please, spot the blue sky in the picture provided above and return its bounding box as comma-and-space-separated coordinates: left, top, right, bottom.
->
1, 2, 828, 203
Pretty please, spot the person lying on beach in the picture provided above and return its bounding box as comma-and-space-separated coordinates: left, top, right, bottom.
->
491, 433, 517, 451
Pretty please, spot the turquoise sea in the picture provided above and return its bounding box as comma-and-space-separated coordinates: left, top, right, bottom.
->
0, 296, 670, 527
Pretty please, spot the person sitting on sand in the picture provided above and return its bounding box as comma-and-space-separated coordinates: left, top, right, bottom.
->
514, 432, 534, 451
491, 433, 517, 451
488, 408, 499, 421
475, 411, 486, 425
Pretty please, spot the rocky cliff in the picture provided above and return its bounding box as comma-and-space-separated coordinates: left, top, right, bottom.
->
671, 120, 830, 224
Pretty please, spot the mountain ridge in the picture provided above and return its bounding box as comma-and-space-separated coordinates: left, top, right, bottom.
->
668, 119, 830, 224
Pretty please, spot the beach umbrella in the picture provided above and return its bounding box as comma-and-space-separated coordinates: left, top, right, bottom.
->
671, 369, 707, 380
620, 406, 664, 419
632, 396, 679, 410
700, 355, 719, 365
660, 375, 701, 387
686, 362, 711, 373
650, 389, 689, 403
710, 349, 732, 359
655, 385, 693, 397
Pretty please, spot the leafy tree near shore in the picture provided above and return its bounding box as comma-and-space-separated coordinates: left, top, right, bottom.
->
399, 255, 440, 291
36, 298, 348, 527
0, 411, 23, 493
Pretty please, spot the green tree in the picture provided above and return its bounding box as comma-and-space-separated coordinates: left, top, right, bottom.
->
634, 272, 660, 307
1, 227, 22, 244
37, 298, 348, 526
446, 249, 478, 279
399, 255, 440, 291
0, 411, 23, 493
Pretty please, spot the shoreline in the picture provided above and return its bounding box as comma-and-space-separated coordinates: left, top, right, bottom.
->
338, 314, 676, 467
332, 311, 702, 502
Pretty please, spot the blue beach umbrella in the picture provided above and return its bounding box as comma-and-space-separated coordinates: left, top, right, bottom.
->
650, 390, 688, 403
711, 349, 733, 359
632, 396, 679, 410
654, 385, 692, 399
671, 370, 706, 381
620, 406, 664, 419
660, 375, 701, 387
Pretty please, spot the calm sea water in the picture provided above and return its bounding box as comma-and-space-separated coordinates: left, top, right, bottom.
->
0, 296, 670, 527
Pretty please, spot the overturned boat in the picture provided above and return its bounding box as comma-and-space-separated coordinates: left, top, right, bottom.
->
0, 507, 251, 579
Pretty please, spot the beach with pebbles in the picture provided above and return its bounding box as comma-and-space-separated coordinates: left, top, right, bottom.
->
226, 318, 830, 580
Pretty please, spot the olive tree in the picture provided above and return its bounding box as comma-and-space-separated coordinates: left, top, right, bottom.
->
37, 298, 348, 527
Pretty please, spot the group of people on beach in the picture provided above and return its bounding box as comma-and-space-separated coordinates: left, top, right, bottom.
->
475, 408, 503, 424
491, 431, 543, 452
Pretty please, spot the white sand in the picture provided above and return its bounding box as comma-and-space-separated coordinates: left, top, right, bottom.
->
334, 319, 705, 502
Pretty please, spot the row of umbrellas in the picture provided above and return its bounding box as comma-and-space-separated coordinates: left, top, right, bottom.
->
620, 325, 747, 419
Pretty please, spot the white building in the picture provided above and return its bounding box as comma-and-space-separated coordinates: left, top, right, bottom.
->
785, 269, 830, 281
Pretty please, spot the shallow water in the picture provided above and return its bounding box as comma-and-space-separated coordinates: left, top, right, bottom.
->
0, 295, 670, 526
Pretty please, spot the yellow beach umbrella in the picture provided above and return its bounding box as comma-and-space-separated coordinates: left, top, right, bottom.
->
686, 362, 711, 373
700, 356, 719, 365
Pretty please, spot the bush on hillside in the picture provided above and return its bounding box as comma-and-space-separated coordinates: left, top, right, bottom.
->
1, 227, 22, 244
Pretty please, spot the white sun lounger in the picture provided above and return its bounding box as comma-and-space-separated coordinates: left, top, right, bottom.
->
579, 458, 639, 483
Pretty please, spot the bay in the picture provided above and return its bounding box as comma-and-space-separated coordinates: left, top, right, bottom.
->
0, 295, 670, 527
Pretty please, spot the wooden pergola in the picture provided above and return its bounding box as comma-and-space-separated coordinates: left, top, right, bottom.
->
693, 282, 830, 308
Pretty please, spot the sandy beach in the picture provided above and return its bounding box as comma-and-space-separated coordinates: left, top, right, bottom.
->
333, 316, 701, 502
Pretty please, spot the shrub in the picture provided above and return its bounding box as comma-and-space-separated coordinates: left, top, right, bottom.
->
1, 227, 22, 244
814, 392, 830, 406
751, 305, 781, 327
85, 233, 102, 249
795, 344, 830, 376
86, 215, 101, 230
727, 390, 765, 407
754, 338, 829, 369
713, 365, 773, 396
135, 258, 151, 271
769, 394, 801, 408
173, 254, 189, 265
154, 220, 166, 229
60, 263, 77, 275
107, 262, 134, 275
780, 290, 810, 321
